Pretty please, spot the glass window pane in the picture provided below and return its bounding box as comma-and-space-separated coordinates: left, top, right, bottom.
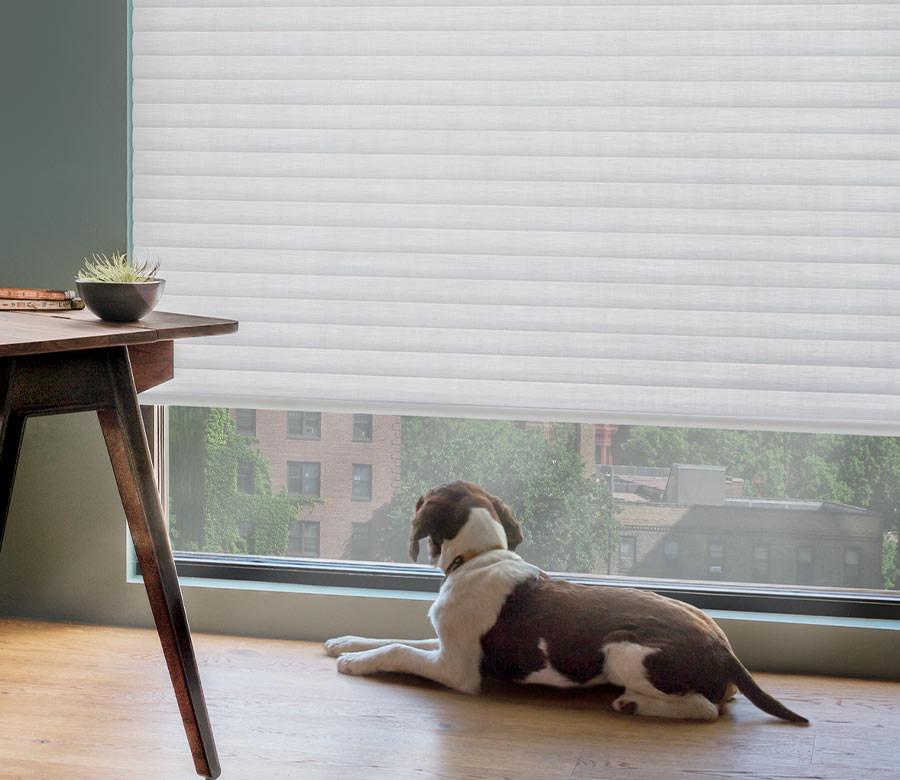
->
287, 411, 321, 439
234, 408, 255, 436
353, 414, 373, 442
618, 536, 636, 574
166, 408, 900, 596
236, 462, 254, 494
352, 464, 373, 500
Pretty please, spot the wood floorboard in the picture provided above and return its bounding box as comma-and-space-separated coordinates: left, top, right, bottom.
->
0, 618, 897, 780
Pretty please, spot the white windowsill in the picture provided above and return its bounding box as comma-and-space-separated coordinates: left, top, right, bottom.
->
124, 570, 900, 681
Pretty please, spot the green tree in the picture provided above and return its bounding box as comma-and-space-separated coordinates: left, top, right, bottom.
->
369, 418, 618, 573
168, 406, 207, 550
168, 407, 319, 555
832, 436, 900, 589
619, 427, 851, 500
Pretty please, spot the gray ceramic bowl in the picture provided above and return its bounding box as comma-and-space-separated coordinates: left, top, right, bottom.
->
75, 279, 166, 322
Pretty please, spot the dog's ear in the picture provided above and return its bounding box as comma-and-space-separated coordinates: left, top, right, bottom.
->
490, 494, 524, 551
408, 493, 434, 561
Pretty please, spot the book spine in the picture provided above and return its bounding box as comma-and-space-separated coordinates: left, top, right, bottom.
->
0, 298, 84, 310
0, 287, 75, 301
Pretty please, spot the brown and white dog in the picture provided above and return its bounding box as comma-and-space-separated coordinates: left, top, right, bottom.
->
325, 480, 808, 723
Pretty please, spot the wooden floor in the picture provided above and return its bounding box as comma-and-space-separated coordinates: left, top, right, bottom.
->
1, 619, 898, 780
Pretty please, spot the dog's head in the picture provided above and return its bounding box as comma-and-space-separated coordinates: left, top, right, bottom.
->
408, 481, 524, 572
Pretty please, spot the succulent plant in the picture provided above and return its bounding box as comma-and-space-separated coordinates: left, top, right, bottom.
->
76, 251, 161, 283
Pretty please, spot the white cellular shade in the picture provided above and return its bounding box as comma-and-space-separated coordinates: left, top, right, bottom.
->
131, 0, 900, 434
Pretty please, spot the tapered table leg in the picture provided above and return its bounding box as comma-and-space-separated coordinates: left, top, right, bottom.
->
0, 361, 26, 555
97, 348, 220, 780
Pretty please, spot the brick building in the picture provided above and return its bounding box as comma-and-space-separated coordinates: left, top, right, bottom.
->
233, 410, 401, 560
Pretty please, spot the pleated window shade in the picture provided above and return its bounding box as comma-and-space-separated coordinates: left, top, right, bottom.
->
131, 1, 900, 434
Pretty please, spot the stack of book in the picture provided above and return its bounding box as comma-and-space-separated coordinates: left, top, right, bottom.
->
0, 286, 85, 311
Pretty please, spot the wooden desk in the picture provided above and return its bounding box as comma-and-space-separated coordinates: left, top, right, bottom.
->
0, 309, 238, 779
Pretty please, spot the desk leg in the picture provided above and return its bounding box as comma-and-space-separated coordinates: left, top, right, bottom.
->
0, 367, 26, 553
97, 350, 220, 780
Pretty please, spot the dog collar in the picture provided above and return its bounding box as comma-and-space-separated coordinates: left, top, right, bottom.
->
443, 546, 505, 577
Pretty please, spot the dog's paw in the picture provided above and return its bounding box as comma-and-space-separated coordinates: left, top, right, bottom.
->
324, 635, 372, 657
335, 649, 381, 677
613, 696, 638, 716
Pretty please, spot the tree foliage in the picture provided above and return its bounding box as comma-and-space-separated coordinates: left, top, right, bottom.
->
619, 427, 856, 501
169, 407, 319, 555
369, 418, 618, 573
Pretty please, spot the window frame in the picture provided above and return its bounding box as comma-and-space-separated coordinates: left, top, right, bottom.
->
662, 538, 681, 579
286, 460, 321, 498
236, 461, 255, 494
170, 551, 900, 620
708, 540, 726, 579
352, 414, 374, 443
351, 463, 373, 501
287, 411, 322, 440
287, 520, 321, 558
843, 547, 863, 589
234, 408, 256, 436
797, 545, 815, 586
617, 535, 636, 575
146, 405, 900, 622
752, 543, 770, 583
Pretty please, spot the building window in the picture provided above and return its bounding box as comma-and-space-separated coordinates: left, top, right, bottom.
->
236, 461, 254, 494
287, 461, 320, 497
618, 536, 636, 575
844, 547, 862, 588
352, 464, 373, 500
663, 539, 680, 578
797, 546, 814, 585
351, 522, 371, 560
287, 411, 321, 439
288, 521, 320, 557
708, 541, 725, 578
235, 408, 256, 436
353, 413, 374, 442
238, 520, 254, 545
753, 544, 769, 582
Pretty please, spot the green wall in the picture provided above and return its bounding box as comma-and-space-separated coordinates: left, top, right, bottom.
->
0, 0, 127, 289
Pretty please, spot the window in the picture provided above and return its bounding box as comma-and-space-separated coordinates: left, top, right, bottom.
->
663, 539, 681, 578
165, 410, 899, 624
353, 414, 373, 443
238, 520, 254, 545
618, 536, 636, 575
287, 412, 321, 440
351, 523, 371, 561
797, 546, 814, 586
844, 548, 862, 588
287, 461, 320, 497
236, 462, 254, 494
136, 1, 900, 631
288, 521, 320, 558
708, 542, 725, 579
352, 464, 373, 501
753, 545, 769, 582
234, 409, 255, 436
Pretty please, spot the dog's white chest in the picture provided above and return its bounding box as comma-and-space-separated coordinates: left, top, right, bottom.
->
428, 552, 538, 643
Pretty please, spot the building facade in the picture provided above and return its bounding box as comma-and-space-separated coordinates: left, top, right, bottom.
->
233, 409, 401, 560
609, 464, 884, 589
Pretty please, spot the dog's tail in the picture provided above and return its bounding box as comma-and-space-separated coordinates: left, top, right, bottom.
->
729, 657, 809, 724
